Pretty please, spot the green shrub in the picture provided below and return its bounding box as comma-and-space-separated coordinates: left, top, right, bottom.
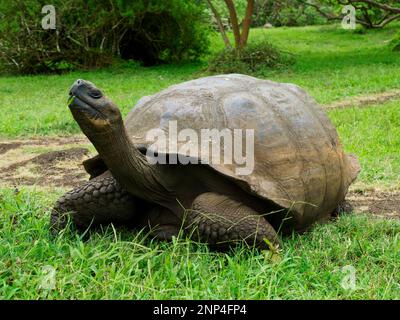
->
117, 0, 210, 64
0, 0, 117, 74
207, 41, 294, 76
0, 0, 210, 74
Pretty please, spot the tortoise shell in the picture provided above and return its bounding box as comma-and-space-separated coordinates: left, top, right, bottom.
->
120, 74, 360, 227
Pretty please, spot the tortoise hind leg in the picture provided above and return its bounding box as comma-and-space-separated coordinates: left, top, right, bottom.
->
50, 171, 138, 234
141, 206, 182, 241
185, 192, 281, 250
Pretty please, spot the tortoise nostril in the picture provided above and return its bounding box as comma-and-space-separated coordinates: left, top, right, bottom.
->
70, 79, 84, 96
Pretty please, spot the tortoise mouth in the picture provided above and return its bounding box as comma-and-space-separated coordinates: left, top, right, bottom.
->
68, 94, 106, 120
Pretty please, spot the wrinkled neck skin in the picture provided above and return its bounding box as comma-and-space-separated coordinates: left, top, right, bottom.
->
87, 121, 175, 207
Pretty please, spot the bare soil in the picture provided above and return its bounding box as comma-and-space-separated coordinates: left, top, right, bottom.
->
0, 136, 91, 187
324, 90, 400, 109
0, 142, 23, 155
0, 136, 399, 219
346, 189, 400, 219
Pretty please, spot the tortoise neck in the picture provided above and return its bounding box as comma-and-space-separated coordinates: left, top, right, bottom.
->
90, 121, 173, 205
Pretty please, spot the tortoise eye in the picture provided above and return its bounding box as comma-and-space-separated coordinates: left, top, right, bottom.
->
88, 88, 103, 99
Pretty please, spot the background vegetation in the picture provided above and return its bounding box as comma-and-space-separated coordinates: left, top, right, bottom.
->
1, 0, 399, 74
0, 0, 209, 73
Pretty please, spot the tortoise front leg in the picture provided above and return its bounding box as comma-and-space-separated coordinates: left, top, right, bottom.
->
186, 192, 282, 250
50, 171, 138, 234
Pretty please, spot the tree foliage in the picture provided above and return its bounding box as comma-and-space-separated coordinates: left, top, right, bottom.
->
254, 0, 327, 27
303, 0, 400, 28
206, 0, 328, 28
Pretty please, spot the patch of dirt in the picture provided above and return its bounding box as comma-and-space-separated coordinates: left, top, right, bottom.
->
325, 90, 400, 109
0, 142, 23, 155
346, 189, 400, 219
0, 136, 91, 187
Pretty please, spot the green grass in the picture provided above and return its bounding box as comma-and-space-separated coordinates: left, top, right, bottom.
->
328, 101, 400, 186
1, 188, 399, 299
1, 23, 400, 300
0, 63, 200, 136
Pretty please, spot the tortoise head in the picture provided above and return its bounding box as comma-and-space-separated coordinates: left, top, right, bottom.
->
68, 79, 122, 138
67, 79, 168, 205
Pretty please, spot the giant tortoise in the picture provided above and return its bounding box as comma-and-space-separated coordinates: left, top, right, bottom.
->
50, 74, 360, 250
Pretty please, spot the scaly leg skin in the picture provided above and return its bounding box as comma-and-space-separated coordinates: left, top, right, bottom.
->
186, 192, 282, 250
50, 171, 138, 235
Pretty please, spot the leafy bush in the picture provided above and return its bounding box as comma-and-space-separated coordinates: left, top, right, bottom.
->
0, 0, 119, 74
0, 0, 210, 74
207, 41, 294, 76
117, 0, 210, 64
